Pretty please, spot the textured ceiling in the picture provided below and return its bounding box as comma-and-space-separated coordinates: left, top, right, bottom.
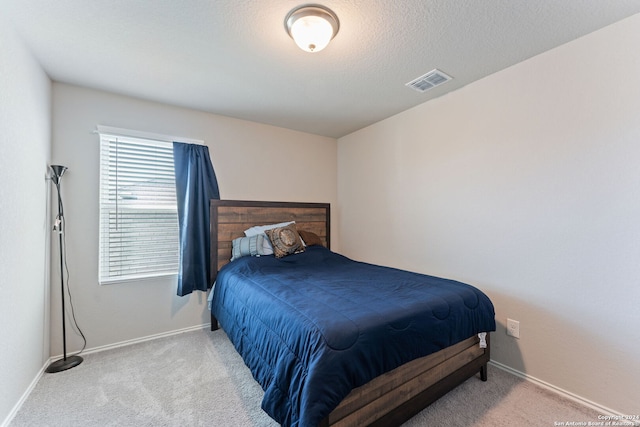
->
4, 1, 640, 138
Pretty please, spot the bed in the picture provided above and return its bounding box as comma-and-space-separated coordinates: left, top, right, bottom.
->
209, 200, 496, 427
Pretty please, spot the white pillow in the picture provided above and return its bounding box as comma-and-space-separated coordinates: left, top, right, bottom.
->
244, 221, 295, 237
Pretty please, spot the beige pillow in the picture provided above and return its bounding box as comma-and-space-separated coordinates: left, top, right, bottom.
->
265, 224, 305, 258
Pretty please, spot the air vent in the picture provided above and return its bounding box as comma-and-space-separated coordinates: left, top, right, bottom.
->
405, 69, 452, 93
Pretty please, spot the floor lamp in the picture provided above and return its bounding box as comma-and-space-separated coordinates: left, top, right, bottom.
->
46, 165, 83, 373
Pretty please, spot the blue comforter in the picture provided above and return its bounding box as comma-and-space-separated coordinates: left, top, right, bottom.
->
211, 246, 495, 427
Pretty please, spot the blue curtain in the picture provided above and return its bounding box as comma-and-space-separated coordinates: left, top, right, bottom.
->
173, 142, 220, 296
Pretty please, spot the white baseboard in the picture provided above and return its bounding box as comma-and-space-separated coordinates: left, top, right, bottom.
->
1, 323, 211, 427
1, 364, 47, 427
75, 323, 211, 356
489, 360, 639, 425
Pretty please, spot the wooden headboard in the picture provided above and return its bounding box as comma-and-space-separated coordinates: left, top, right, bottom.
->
209, 200, 331, 283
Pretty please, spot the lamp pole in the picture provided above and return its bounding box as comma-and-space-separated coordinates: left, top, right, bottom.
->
46, 165, 83, 373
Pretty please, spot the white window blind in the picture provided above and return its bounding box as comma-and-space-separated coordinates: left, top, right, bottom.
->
99, 133, 179, 284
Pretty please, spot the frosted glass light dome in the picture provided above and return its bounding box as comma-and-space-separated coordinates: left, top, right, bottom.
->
285, 5, 339, 53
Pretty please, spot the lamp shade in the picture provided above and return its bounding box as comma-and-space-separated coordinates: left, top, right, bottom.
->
49, 165, 68, 185
285, 5, 339, 53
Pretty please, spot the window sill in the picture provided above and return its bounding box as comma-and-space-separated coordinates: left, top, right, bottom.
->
99, 273, 178, 286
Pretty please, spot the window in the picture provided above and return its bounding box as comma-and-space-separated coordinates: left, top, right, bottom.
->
98, 131, 179, 284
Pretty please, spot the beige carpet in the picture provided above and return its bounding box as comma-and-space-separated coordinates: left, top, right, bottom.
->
11, 329, 603, 426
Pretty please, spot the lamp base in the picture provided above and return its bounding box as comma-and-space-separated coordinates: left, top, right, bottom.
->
45, 355, 83, 373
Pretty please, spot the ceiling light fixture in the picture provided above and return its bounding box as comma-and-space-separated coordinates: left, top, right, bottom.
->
285, 4, 339, 53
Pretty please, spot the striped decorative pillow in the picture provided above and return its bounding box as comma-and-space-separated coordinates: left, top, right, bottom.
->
231, 234, 269, 261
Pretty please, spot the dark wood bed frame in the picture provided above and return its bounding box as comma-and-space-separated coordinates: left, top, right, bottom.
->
209, 199, 490, 427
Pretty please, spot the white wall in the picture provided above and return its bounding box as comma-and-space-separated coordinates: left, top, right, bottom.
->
0, 19, 52, 426
51, 83, 338, 355
338, 14, 640, 415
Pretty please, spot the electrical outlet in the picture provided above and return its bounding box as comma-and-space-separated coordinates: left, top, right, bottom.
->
506, 318, 520, 339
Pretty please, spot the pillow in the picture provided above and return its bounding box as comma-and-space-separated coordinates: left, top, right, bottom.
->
231, 234, 270, 261
298, 230, 323, 247
264, 224, 305, 258
244, 221, 294, 255
244, 221, 295, 237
